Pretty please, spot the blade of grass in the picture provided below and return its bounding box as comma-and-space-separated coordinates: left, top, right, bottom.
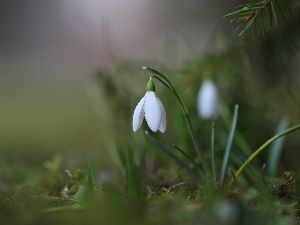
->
220, 104, 239, 185
227, 124, 300, 187
271, 1, 278, 27
275, 0, 285, 19
283, 0, 293, 16
266, 4, 272, 30
261, 13, 266, 37
173, 144, 201, 170
145, 131, 204, 184
252, 17, 257, 39
267, 117, 289, 176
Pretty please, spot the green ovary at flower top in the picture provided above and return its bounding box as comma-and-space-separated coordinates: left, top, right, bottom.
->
132, 77, 166, 133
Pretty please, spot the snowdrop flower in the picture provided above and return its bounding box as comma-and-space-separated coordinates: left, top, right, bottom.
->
197, 79, 219, 119
132, 78, 166, 133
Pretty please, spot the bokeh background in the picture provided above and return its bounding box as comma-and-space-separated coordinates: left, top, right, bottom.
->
1, 0, 300, 191
0, 1, 232, 165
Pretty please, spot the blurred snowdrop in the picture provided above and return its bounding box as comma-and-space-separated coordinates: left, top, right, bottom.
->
132, 78, 166, 133
197, 79, 219, 119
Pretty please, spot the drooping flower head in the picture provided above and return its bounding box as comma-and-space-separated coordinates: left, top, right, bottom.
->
197, 79, 219, 120
132, 77, 166, 133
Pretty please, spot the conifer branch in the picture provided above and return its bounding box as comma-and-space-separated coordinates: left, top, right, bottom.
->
225, 0, 294, 36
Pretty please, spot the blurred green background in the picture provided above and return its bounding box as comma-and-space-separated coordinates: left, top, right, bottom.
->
0, 0, 236, 172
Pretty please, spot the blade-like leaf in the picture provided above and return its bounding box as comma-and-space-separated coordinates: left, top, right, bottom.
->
173, 145, 200, 170
271, 1, 278, 27
267, 117, 289, 176
220, 104, 239, 185
266, 5, 273, 29
261, 13, 266, 37
252, 17, 257, 38
227, 124, 300, 188
275, 0, 285, 19
283, 0, 293, 16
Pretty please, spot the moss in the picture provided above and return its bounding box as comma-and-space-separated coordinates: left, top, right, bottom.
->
225, 186, 246, 203
269, 171, 297, 200
34, 196, 79, 208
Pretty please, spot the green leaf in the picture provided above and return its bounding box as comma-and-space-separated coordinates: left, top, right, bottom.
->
239, 16, 257, 36
261, 13, 266, 37
220, 105, 239, 185
228, 124, 300, 188
271, 1, 278, 27
252, 17, 257, 38
173, 145, 200, 170
275, 0, 285, 19
266, 4, 273, 29
283, 0, 293, 16
267, 117, 289, 176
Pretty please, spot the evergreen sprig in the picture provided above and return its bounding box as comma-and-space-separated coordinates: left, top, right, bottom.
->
225, 0, 293, 36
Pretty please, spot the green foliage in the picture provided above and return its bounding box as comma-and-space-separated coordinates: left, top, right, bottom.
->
267, 117, 290, 176
225, 0, 295, 36
220, 105, 239, 185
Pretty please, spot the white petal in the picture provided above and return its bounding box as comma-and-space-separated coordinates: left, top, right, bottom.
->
132, 96, 145, 132
144, 91, 162, 132
197, 80, 219, 119
157, 98, 166, 133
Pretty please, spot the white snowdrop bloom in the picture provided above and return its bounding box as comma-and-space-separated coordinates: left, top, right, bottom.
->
197, 79, 219, 119
132, 78, 166, 133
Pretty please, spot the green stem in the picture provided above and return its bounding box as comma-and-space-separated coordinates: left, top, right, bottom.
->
145, 131, 204, 184
227, 124, 300, 187
144, 67, 208, 171
173, 144, 200, 170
